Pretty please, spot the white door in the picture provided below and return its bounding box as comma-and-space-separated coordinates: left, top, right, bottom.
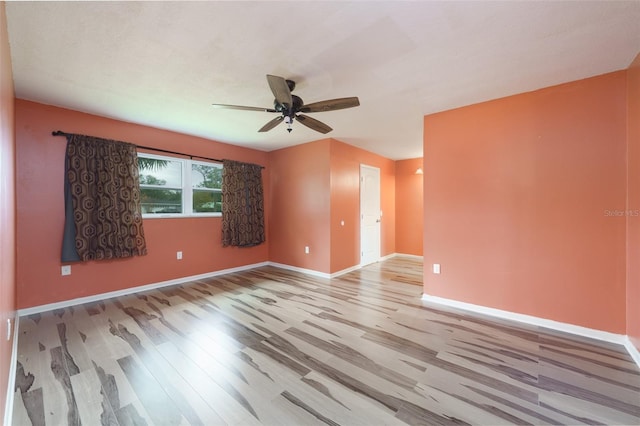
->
360, 164, 381, 266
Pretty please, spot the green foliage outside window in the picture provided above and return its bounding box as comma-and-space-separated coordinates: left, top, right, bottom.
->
137, 154, 223, 215
192, 164, 222, 212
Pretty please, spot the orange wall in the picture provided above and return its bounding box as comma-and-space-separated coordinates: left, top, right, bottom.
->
269, 138, 395, 274
268, 139, 331, 273
423, 71, 627, 333
395, 158, 423, 256
627, 53, 640, 349
15, 100, 269, 309
329, 139, 395, 272
0, 2, 16, 421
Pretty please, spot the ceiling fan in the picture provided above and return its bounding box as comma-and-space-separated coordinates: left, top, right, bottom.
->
212, 75, 360, 134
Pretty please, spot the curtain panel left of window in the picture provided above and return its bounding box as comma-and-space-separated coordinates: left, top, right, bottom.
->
61, 133, 147, 262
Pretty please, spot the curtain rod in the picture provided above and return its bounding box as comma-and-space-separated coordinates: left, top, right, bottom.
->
51, 130, 265, 168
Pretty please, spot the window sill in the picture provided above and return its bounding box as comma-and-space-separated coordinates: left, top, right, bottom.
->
142, 213, 222, 219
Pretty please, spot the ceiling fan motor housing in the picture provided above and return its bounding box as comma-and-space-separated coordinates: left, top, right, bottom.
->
285, 79, 296, 91
274, 95, 304, 117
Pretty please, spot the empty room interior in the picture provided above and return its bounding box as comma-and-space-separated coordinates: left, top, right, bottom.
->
1, 1, 640, 425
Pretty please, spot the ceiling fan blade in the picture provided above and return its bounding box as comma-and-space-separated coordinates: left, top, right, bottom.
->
258, 116, 284, 132
296, 115, 333, 134
300, 97, 360, 113
266, 75, 293, 108
212, 104, 277, 113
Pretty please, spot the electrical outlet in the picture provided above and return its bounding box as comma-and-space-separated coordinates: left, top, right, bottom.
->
433, 264, 441, 274
305, 246, 310, 254
61, 265, 71, 276
177, 251, 183, 260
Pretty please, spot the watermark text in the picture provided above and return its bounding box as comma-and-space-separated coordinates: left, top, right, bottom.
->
604, 209, 639, 217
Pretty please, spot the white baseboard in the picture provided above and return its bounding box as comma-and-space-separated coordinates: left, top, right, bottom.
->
625, 336, 640, 367
267, 262, 332, 279
17, 261, 270, 316
421, 293, 640, 369
270, 253, 406, 279
269, 253, 420, 280
329, 264, 362, 278
358, 252, 397, 268
394, 253, 424, 260
421, 294, 627, 345
4, 314, 19, 426
17, 256, 383, 316
379, 253, 397, 261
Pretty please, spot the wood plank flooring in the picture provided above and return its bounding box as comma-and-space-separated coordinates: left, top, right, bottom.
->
11, 257, 640, 425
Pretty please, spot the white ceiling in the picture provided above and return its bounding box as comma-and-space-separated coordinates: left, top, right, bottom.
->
5, 1, 640, 160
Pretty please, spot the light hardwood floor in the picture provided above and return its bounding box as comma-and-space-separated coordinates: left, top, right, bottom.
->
11, 257, 640, 425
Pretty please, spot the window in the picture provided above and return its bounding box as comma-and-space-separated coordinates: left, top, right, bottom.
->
191, 161, 223, 213
138, 153, 223, 217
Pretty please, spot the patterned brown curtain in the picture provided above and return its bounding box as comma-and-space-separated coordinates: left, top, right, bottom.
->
61, 133, 147, 261
221, 159, 265, 247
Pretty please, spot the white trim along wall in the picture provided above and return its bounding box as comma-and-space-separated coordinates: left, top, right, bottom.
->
422, 293, 640, 369
4, 316, 19, 426
7, 252, 639, 422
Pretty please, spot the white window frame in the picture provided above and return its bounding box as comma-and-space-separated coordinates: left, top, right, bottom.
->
138, 152, 223, 219
190, 158, 223, 216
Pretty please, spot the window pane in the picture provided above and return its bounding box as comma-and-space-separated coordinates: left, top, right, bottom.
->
140, 188, 182, 214
138, 157, 182, 187
192, 163, 222, 189
193, 190, 222, 213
